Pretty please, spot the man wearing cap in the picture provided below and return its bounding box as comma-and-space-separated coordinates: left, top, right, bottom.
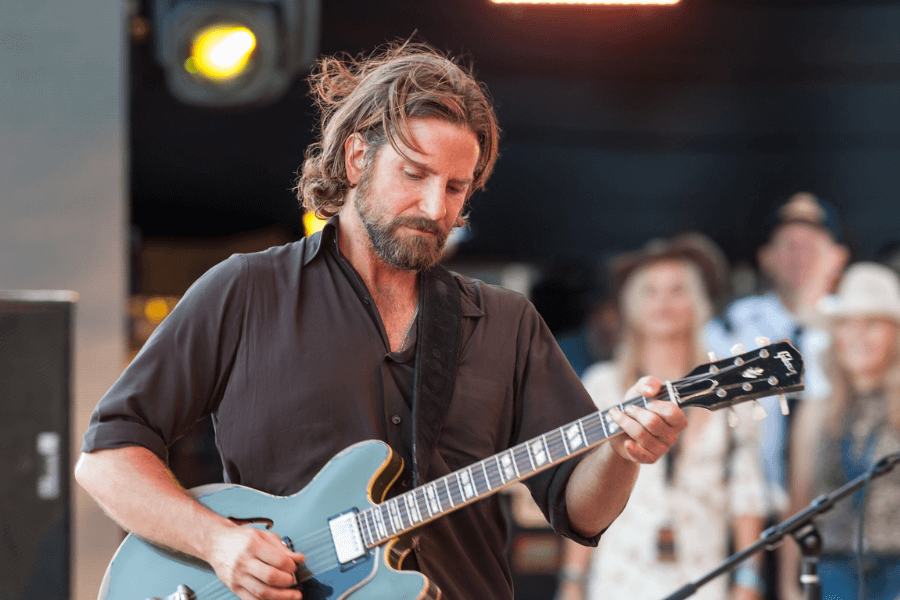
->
708, 192, 848, 508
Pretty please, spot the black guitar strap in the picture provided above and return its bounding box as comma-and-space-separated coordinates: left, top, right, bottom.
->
410, 265, 462, 487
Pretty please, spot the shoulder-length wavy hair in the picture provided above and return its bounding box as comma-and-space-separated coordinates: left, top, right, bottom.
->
294, 42, 500, 219
613, 258, 713, 391
822, 319, 900, 433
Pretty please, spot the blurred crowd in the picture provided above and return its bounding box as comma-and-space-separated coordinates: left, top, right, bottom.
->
543, 192, 900, 600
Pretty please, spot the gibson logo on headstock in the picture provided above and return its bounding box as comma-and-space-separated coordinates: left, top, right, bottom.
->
776, 351, 797, 375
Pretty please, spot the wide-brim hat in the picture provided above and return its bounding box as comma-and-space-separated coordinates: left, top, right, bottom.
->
610, 233, 729, 304
825, 262, 900, 324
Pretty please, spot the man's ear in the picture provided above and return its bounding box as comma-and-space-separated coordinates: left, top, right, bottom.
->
344, 133, 368, 187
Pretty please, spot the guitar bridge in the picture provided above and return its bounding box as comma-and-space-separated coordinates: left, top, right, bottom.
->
328, 510, 367, 566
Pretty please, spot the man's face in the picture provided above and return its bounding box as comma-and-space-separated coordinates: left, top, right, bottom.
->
760, 222, 837, 290
353, 117, 479, 271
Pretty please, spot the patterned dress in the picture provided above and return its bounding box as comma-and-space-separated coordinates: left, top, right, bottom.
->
581, 362, 768, 600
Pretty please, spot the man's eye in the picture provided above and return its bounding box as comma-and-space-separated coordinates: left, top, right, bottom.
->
448, 186, 465, 195
404, 171, 422, 180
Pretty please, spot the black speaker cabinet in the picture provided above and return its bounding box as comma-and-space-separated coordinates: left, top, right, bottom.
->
0, 291, 76, 600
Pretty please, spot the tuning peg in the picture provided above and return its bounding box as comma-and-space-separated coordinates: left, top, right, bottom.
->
730, 343, 746, 356
708, 351, 718, 362
752, 400, 768, 420
727, 407, 739, 428
778, 395, 790, 416
754, 336, 770, 348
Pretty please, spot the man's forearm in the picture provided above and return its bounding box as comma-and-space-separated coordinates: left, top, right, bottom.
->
565, 444, 640, 538
74, 446, 237, 562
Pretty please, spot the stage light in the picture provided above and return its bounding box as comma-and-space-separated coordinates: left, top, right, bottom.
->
186, 24, 257, 80
492, 0, 679, 4
303, 211, 328, 237
154, 0, 320, 107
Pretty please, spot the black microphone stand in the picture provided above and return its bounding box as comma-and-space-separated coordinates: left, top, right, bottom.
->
660, 451, 900, 600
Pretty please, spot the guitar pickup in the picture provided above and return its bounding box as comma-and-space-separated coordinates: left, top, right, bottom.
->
329, 511, 366, 565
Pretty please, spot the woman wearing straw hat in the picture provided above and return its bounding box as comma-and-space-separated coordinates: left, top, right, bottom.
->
556, 234, 768, 600
786, 262, 900, 600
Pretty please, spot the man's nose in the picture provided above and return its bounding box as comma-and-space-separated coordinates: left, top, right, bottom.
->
418, 184, 448, 221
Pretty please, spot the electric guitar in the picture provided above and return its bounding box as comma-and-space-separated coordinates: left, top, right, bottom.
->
98, 339, 803, 600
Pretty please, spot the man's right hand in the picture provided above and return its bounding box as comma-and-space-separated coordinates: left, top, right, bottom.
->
206, 524, 306, 600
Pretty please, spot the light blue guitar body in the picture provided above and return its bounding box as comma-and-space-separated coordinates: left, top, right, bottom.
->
99, 440, 439, 600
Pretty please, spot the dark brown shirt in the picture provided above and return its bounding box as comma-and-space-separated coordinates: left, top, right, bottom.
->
82, 220, 602, 599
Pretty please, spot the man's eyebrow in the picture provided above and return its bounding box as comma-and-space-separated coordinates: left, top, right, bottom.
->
406, 159, 474, 186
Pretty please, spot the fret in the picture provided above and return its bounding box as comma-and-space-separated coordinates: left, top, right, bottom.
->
395, 495, 411, 530
564, 422, 584, 451
404, 492, 420, 524
379, 504, 394, 536
583, 413, 605, 445
494, 455, 506, 484
486, 457, 504, 489
512, 444, 531, 477
444, 477, 456, 508
480, 460, 493, 492
459, 469, 475, 499
470, 464, 486, 496
545, 429, 566, 462
640, 395, 649, 409
359, 510, 372, 546
605, 410, 621, 435
413, 488, 428, 521
388, 499, 402, 532
374, 506, 388, 539
577, 419, 588, 448
559, 426, 571, 455
524, 440, 537, 471
599, 410, 609, 438
425, 483, 441, 515
436, 478, 451, 509
499, 451, 517, 482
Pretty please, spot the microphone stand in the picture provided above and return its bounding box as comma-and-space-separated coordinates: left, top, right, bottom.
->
660, 451, 900, 600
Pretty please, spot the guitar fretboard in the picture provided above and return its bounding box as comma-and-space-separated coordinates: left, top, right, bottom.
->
356, 394, 657, 548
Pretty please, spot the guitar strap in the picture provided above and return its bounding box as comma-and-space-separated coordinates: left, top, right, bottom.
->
410, 265, 462, 487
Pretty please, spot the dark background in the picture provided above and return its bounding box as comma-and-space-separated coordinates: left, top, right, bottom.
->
131, 0, 900, 281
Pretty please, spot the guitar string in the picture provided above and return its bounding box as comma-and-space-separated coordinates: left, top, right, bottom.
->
193, 351, 782, 595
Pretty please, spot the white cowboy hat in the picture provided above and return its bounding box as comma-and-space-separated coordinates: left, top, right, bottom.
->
826, 262, 900, 324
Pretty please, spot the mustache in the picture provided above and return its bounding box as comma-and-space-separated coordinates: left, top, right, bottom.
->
391, 215, 444, 236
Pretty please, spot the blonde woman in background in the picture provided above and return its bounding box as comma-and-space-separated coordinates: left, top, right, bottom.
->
785, 262, 900, 600
557, 235, 768, 600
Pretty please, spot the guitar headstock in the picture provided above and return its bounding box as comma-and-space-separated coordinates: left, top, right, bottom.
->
674, 340, 804, 412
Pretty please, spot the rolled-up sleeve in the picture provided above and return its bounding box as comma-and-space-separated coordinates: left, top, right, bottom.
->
511, 300, 605, 547
81, 254, 248, 463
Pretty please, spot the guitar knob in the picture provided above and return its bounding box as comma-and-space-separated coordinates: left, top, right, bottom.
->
754, 336, 770, 348
752, 400, 767, 420
726, 407, 739, 428
708, 351, 718, 362
730, 343, 746, 356
778, 395, 790, 416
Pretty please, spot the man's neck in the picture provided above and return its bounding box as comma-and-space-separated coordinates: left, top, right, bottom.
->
337, 211, 419, 308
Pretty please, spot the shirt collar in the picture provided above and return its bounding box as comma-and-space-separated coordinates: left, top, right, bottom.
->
304, 215, 484, 318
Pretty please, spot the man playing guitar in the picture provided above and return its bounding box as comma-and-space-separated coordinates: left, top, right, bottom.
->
76, 42, 687, 600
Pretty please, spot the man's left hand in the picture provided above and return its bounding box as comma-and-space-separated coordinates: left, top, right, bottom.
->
607, 376, 687, 464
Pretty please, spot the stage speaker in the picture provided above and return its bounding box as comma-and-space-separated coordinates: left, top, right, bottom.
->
0, 291, 76, 600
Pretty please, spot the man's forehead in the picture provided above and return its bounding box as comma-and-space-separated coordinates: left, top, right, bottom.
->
770, 221, 834, 243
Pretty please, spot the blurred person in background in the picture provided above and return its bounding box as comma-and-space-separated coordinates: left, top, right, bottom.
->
784, 262, 900, 600
708, 192, 849, 514
556, 234, 768, 600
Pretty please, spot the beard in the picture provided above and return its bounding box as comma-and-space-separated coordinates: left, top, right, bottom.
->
354, 171, 449, 272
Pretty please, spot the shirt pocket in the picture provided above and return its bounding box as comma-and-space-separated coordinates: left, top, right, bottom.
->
439, 375, 511, 467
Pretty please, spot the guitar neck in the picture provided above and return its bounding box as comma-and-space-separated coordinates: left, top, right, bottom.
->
356, 394, 659, 548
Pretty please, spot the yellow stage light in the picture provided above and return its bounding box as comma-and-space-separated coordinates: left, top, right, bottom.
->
144, 297, 170, 323
186, 24, 257, 80
303, 211, 328, 237
492, 0, 678, 4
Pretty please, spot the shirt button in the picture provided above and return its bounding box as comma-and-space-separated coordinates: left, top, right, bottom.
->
401, 479, 410, 488
363, 297, 371, 305
391, 415, 402, 425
